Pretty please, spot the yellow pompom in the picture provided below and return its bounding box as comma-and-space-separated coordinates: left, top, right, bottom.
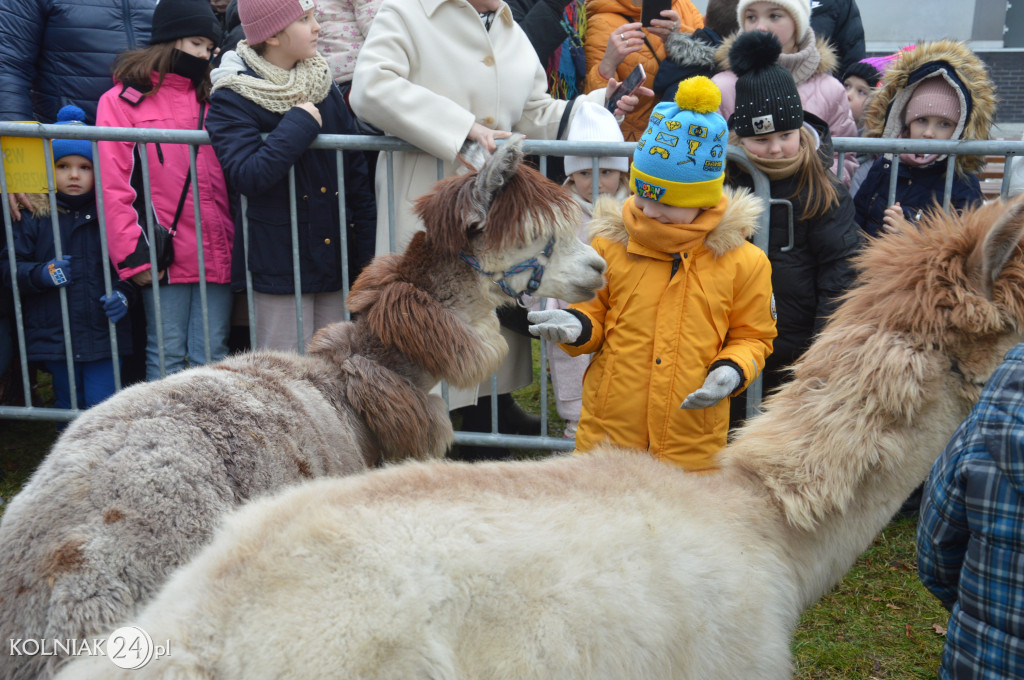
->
674, 76, 722, 115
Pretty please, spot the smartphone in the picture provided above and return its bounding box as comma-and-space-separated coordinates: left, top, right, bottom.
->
606, 64, 646, 113
641, 0, 672, 27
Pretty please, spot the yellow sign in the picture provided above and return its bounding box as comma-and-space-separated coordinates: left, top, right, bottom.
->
2, 124, 50, 194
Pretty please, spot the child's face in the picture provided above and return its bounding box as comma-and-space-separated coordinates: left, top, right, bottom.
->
175, 36, 216, 61
737, 129, 801, 160
906, 114, 956, 141
267, 10, 321, 67
571, 168, 622, 200
843, 75, 873, 123
54, 155, 94, 195
634, 196, 704, 224
742, 2, 797, 53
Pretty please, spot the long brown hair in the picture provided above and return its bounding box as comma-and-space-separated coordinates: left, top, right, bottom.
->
110, 42, 212, 102
790, 126, 840, 220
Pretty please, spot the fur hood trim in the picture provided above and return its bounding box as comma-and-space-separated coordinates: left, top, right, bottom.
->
587, 186, 765, 257
23, 194, 55, 217
665, 31, 719, 71
715, 31, 839, 81
862, 39, 995, 175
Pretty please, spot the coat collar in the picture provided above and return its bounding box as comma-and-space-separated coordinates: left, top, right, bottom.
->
587, 185, 766, 258
419, 0, 514, 26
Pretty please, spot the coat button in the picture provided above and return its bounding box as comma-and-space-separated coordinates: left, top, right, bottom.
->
483, 56, 495, 66
320, 187, 327, 193
302, 194, 308, 200
655, 358, 661, 364
483, 116, 495, 126
324, 238, 331, 245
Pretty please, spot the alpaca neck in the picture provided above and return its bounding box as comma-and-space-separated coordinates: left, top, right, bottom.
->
725, 361, 970, 613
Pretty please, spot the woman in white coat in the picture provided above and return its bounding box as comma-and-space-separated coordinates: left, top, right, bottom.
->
350, 0, 639, 444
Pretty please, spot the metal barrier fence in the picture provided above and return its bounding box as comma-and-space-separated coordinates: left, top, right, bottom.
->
2, 121, 1023, 452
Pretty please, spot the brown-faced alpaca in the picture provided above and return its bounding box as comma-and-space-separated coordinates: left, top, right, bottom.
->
0, 137, 606, 680
53, 201, 1024, 680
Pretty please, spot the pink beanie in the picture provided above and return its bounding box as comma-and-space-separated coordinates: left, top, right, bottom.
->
905, 77, 961, 125
238, 0, 315, 45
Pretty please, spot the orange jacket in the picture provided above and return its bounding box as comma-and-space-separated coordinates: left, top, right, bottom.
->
564, 189, 775, 471
584, 0, 703, 141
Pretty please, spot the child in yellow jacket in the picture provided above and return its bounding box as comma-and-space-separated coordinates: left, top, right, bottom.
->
529, 76, 776, 471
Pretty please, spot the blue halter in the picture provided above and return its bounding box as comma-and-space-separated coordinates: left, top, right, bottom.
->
460, 236, 556, 302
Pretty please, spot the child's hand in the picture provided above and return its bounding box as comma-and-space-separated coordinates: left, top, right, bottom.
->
296, 101, 322, 127
882, 202, 906, 234
467, 123, 512, 153
646, 9, 681, 41
99, 291, 129, 323
527, 309, 582, 344
31, 256, 72, 288
681, 366, 741, 410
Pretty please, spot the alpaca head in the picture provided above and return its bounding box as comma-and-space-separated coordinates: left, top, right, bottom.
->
733, 196, 1024, 531
413, 135, 607, 305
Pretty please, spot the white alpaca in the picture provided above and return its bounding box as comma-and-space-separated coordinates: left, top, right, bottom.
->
56, 199, 1024, 680
0, 137, 607, 680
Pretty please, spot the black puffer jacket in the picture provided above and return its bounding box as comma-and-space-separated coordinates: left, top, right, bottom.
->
0, 0, 156, 123
727, 113, 863, 390
809, 0, 865, 77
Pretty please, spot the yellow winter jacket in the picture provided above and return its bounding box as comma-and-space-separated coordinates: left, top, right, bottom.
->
564, 188, 775, 471
584, 0, 704, 142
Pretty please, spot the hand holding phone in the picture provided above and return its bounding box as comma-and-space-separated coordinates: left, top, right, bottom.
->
606, 64, 646, 113
640, 0, 672, 27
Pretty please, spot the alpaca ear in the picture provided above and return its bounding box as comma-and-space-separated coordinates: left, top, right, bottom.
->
465, 134, 525, 227
968, 195, 1024, 298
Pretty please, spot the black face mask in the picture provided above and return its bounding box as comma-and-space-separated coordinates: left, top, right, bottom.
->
170, 49, 212, 86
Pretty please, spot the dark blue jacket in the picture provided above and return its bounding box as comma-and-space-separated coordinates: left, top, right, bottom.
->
0, 0, 156, 123
918, 342, 1024, 680
809, 0, 865, 77
205, 70, 376, 295
0, 195, 136, 362
853, 156, 983, 238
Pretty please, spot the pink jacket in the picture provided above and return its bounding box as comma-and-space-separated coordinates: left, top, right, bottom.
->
713, 33, 859, 184
96, 73, 234, 285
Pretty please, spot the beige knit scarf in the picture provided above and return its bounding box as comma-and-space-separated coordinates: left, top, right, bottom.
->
211, 41, 332, 113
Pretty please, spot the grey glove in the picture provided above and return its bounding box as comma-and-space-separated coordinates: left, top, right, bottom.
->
681, 365, 742, 410
527, 309, 582, 344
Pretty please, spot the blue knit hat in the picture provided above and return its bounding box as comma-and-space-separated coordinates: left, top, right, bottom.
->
630, 77, 727, 207
51, 105, 92, 163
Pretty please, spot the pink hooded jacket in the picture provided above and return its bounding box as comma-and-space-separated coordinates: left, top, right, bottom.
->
96, 72, 233, 285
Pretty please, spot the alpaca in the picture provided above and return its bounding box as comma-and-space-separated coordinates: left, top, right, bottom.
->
52, 199, 1024, 680
0, 136, 606, 680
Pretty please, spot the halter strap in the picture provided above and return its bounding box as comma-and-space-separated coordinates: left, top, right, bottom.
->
460, 236, 556, 302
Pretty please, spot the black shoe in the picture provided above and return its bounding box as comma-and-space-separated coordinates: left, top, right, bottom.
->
497, 393, 541, 436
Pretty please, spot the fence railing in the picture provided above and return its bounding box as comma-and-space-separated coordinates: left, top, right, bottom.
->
3, 121, 1023, 451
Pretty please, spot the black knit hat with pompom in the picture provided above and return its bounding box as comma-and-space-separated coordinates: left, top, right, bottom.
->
729, 31, 804, 137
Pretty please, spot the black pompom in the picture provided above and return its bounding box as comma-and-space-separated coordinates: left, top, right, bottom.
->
729, 31, 783, 78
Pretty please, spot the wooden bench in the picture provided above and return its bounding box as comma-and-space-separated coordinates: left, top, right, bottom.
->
980, 153, 1006, 200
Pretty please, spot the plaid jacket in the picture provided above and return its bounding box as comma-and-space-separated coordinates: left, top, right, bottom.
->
918, 342, 1024, 679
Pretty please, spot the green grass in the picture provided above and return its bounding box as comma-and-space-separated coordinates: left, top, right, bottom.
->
0, 350, 949, 677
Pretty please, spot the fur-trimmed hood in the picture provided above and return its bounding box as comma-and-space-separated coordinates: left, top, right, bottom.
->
664, 29, 720, 72
715, 30, 839, 84
862, 39, 996, 175
586, 185, 765, 257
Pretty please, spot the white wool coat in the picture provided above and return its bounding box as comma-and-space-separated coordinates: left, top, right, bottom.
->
350, 0, 605, 408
